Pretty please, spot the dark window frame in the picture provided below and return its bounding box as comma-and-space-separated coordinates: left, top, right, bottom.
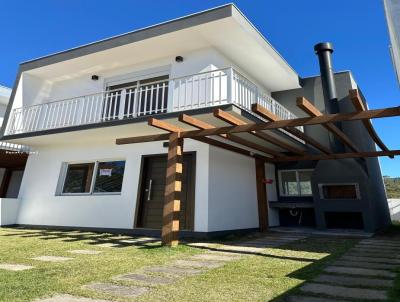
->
278, 169, 313, 197
318, 183, 361, 200
60, 160, 126, 196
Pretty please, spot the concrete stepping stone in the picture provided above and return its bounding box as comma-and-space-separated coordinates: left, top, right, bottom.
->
341, 255, 400, 264
350, 247, 400, 255
32, 256, 73, 262
190, 253, 238, 262
358, 241, 400, 248
34, 294, 111, 302
119, 238, 158, 244
314, 274, 394, 288
144, 266, 203, 276
114, 273, 174, 285
324, 266, 396, 278
333, 260, 394, 270
238, 240, 291, 248
217, 245, 265, 253
173, 259, 224, 269
84, 283, 148, 298
287, 296, 343, 302
69, 250, 102, 255
346, 251, 398, 258
208, 250, 242, 256
300, 283, 387, 300
361, 239, 400, 244
96, 243, 120, 248
0, 263, 34, 271
187, 242, 216, 248
355, 244, 400, 251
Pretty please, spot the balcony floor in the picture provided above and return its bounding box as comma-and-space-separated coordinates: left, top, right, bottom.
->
3, 105, 307, 155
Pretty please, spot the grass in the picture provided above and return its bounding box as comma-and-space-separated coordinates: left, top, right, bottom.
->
0, 227, 382, 302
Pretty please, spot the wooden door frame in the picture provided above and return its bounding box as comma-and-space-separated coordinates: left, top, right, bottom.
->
133, 151, 196, 231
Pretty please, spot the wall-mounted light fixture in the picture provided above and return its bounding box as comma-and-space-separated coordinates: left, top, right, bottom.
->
175, 56, 184, 63
91, 75, 99, 81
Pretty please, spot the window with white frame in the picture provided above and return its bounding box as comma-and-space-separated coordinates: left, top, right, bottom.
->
60, 160, 125, 195
279, 170, 313, 196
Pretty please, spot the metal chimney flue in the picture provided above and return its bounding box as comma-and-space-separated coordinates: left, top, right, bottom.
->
314, 42, 338, 114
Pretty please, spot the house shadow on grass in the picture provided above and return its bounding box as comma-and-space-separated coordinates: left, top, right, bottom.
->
1, 227, 367, 301
0, 227, 161, 248
183, 233, 360, 302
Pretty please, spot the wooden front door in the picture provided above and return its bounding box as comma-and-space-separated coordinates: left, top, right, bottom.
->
136, 154, 195, 230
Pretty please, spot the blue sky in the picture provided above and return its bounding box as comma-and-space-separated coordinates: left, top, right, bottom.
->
1, 0, 399, 176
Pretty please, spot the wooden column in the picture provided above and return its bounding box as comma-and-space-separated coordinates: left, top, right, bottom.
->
255, 157, 268, 232
161, 132, 184, 246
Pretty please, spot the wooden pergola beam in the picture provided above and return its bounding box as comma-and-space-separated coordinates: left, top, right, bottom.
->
251, 104, 332, 155
174, 105, 400, 139
116, 133, 170, 145
213, 109, 307, 155
349, 89, 393, 158
148, 117, 272, 161
195, 136, 271, 161
117, 105, 400, 146
269, 150, 400, 162
296, 97, 360, 153
148, 117, 182, 133
179, 114, 282, 158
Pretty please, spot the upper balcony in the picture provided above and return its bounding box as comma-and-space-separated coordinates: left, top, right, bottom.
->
5, 67, 302, 136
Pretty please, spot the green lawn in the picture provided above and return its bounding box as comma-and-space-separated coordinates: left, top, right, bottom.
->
0, 227, 379, 301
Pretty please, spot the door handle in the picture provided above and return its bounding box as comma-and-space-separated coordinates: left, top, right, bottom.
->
147, 179, 153, 201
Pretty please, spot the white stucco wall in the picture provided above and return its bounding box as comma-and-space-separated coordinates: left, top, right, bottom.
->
15, 136, 276, 233
0, 198, 20, 226
16, 139, 209, 231
14, 47, 271, 110
207, 146, 276, 232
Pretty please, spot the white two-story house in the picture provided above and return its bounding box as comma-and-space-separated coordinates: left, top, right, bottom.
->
1, 4, 391, 235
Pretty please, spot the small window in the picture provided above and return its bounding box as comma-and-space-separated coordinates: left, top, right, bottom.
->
279, 170, 313, 197
94, 161, 125, 193
319, 184, 360, 200
280, 171, 299, 196
61, 160, 125, 195
63, 163, 95, 194
299, 170, 313, 195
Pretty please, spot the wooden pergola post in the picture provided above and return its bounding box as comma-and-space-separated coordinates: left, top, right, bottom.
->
255, 157, 268, 232
161, 132, 184, 247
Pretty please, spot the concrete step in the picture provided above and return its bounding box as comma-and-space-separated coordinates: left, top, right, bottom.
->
313, 274, 393, 288
323, 266, 396, 278
300, 283, 387, 300
333, 260, 394, 270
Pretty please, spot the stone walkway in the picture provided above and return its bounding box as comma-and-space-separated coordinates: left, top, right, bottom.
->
287, 235, 400, 302
56, 232, 305, 301
5, 232, 306, 301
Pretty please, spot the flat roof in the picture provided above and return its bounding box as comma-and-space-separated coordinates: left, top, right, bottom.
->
19, 3, 298, 80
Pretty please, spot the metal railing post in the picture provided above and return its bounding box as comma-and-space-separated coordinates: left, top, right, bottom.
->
119, 89, 127, 119
40, 104, 49, 130
167, 79, 174, 113
227, 67, 234, 103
